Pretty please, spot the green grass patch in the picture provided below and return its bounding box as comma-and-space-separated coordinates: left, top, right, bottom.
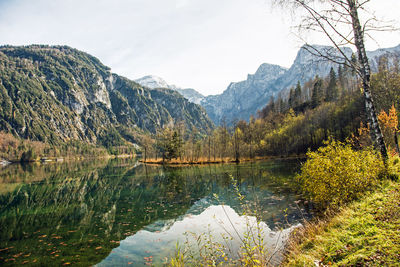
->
284, 180, 400, 266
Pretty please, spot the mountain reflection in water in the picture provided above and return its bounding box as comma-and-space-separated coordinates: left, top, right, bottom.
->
98, 204, 300, 266
0, 158, 312, 266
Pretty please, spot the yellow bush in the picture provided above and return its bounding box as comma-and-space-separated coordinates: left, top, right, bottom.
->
297, 139, 385, 209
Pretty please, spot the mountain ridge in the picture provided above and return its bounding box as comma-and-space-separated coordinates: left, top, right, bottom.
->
0, 45, 213, 147
200, 44, 400, 124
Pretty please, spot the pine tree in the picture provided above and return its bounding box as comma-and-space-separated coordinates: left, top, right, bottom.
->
350, 53, 357, 76
311, 75, 323, 108
294, 81, 302, 107
288, 88, 295, 108
277, 93, 285, 113
338, 65, 345, 89
326, 67, 338, 102
268, 95, 275, 113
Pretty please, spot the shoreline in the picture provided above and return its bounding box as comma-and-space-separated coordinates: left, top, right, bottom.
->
1, 154, 136, 166
139, 155, 306, 166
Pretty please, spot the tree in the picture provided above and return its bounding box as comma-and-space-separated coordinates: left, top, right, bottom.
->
276, 93, 285, 113
273, 0, 389, 160
378, 105, 400, 154
326, 67, 338, 102
219, 120, 229, 159
259, 95, 276, 118
294, 81, 302, 107
268, 95, 275, 113
311, 75, 323, 108
140, 135, 154, 162
288, 87, 295, 108
155, 126, 183, 161
371, 57, 400, 114
233, 126, 243, 162
338, 65, 345, 89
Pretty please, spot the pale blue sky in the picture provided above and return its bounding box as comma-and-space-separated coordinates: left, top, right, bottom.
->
0, 0, 399, 95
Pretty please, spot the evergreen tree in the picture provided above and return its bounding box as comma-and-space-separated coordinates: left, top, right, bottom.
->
288, 88, 295, 108
269, 95, 275, 113
311, 75, 323, 108
326, 67, 338, 102
277, 93, 285, 113
338, 65, 345, 89
350, 53, 357, 76
294, 81, 302, 107
171, 130, 183, 159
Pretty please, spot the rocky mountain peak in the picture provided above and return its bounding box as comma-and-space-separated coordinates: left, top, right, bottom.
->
135, 75, 205, 104
254, 63, 287, 79
134, 75, 171, 89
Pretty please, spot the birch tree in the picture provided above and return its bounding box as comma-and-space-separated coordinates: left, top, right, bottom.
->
273, 0, 396, 160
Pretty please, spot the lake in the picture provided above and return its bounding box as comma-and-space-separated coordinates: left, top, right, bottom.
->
0, 158, 312, 266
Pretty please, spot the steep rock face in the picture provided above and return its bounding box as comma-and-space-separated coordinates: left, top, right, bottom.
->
135, 75, 205, 104
367, 44, 400, 72
174, 88, 204, 105
201, 63, 287, 124
0, 45, 213, 146
274, 45, 352, 94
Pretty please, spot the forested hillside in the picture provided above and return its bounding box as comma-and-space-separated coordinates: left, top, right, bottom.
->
0, 45, 213, 160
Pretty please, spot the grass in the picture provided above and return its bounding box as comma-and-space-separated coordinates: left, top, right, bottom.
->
284, 179, 400, 266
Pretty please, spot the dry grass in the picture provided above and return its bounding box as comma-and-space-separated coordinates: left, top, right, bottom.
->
140, 156, 279, 165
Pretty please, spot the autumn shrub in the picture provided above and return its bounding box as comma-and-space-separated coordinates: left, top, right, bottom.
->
297, 139, 385, 209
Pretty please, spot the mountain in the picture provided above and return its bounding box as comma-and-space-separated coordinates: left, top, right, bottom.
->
367, 44, 400, 72
274, 45, 352, 94
0, 45, 213, 147
174, 88, 205, 105
135, 75, 205, 104
201, 64, 287, 123
201, 44, 400, 125
134, 75, 170, 89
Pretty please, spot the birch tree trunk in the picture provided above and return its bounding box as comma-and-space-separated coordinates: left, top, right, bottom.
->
348, 0, 388, 161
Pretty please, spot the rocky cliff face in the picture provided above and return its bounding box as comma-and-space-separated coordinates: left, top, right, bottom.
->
367, 44, 400, 72
0, 45, 213, 146
201, 63, 287, 123
135, 75, 205, 104
274, 45, 352, 94
201, 44, 400, 125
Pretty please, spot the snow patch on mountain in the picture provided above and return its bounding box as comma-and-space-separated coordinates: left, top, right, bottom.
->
135, 75, 204, 104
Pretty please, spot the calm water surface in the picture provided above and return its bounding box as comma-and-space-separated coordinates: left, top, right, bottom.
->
0, 158, 312, 266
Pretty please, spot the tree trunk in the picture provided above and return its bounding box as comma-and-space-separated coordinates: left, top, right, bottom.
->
234, 131, 240, 163
213, 139, 216, 161
348, 0, 388, 161
208, 136, 211, 162
395, 131, 400, 155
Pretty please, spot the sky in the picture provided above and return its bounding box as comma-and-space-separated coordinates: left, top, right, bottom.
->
0, 0, 399, 96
